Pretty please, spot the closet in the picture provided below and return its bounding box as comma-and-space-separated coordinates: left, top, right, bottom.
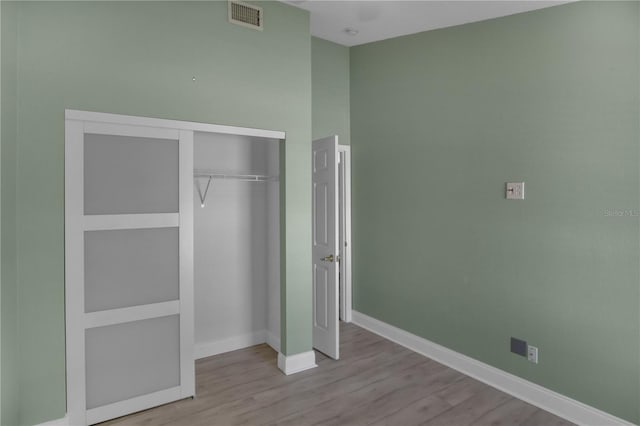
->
193, 132, 280, 358
65, 110, 283, 426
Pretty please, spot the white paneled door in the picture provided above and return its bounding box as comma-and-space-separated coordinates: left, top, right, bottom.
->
312, 136, 339, 359
65, 119, 194, 425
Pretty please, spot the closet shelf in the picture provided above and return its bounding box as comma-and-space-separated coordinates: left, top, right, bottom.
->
194, 169, 278, 182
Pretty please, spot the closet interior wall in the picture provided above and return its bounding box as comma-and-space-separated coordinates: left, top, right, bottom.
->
193, 132, 280, 358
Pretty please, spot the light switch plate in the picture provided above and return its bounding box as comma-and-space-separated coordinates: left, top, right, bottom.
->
506, 182, 525, 200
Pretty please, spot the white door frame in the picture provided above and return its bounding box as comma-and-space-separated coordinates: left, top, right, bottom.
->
338, 145, 352, 323
65, 110, 286, 425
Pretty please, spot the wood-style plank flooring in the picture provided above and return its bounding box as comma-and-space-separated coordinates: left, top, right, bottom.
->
103, 323, 573, 426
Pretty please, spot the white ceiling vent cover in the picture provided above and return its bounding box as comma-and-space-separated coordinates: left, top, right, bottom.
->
228, 1, 263, 31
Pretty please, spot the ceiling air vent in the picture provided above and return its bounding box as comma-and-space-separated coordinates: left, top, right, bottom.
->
228, 1, 263, 31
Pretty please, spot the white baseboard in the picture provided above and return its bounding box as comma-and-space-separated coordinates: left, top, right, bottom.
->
277, 351, 317, 375
34, 416, 69, 426
266, 330, 281, 353
352, 311, 635, 426
195, 330, 267, 360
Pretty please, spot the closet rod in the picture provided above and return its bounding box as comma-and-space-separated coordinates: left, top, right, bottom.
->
193, 171, 278, 182
194, 170, 278, 208
194, 170, 277, 182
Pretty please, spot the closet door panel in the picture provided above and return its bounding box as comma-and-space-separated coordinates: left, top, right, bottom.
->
84, 134, 179, 215
84, 228, 179, 313
85, 315, 180, 409
66, 118, 194, 426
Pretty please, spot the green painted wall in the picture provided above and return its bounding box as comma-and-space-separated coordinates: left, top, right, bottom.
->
1, 1, 20, 425
5, 0, 640, 424
312, 37, 350, 145
350, 1, 639, 423
10, 1, 311, 424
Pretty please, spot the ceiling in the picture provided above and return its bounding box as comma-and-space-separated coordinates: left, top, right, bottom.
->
285, 1, 570, 46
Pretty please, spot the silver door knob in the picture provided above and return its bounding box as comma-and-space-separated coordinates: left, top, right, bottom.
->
321, 254, 334, 262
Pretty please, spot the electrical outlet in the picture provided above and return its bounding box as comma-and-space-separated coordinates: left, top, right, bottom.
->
527, 345, 538, 364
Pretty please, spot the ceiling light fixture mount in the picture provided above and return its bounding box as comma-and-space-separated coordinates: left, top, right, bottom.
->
344, 27, 359, 36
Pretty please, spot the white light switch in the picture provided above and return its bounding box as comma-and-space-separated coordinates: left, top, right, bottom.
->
506, 182, 525, 200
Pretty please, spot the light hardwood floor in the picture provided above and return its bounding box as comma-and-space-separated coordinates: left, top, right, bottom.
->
103, 323, 573, 426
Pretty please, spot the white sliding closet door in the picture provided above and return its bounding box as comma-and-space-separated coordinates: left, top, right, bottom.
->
65, 120, 194, 426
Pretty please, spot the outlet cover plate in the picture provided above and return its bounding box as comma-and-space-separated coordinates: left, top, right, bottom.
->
527, 345, 538, 363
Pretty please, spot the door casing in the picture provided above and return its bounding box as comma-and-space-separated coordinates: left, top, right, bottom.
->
338, 145, 352, 323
